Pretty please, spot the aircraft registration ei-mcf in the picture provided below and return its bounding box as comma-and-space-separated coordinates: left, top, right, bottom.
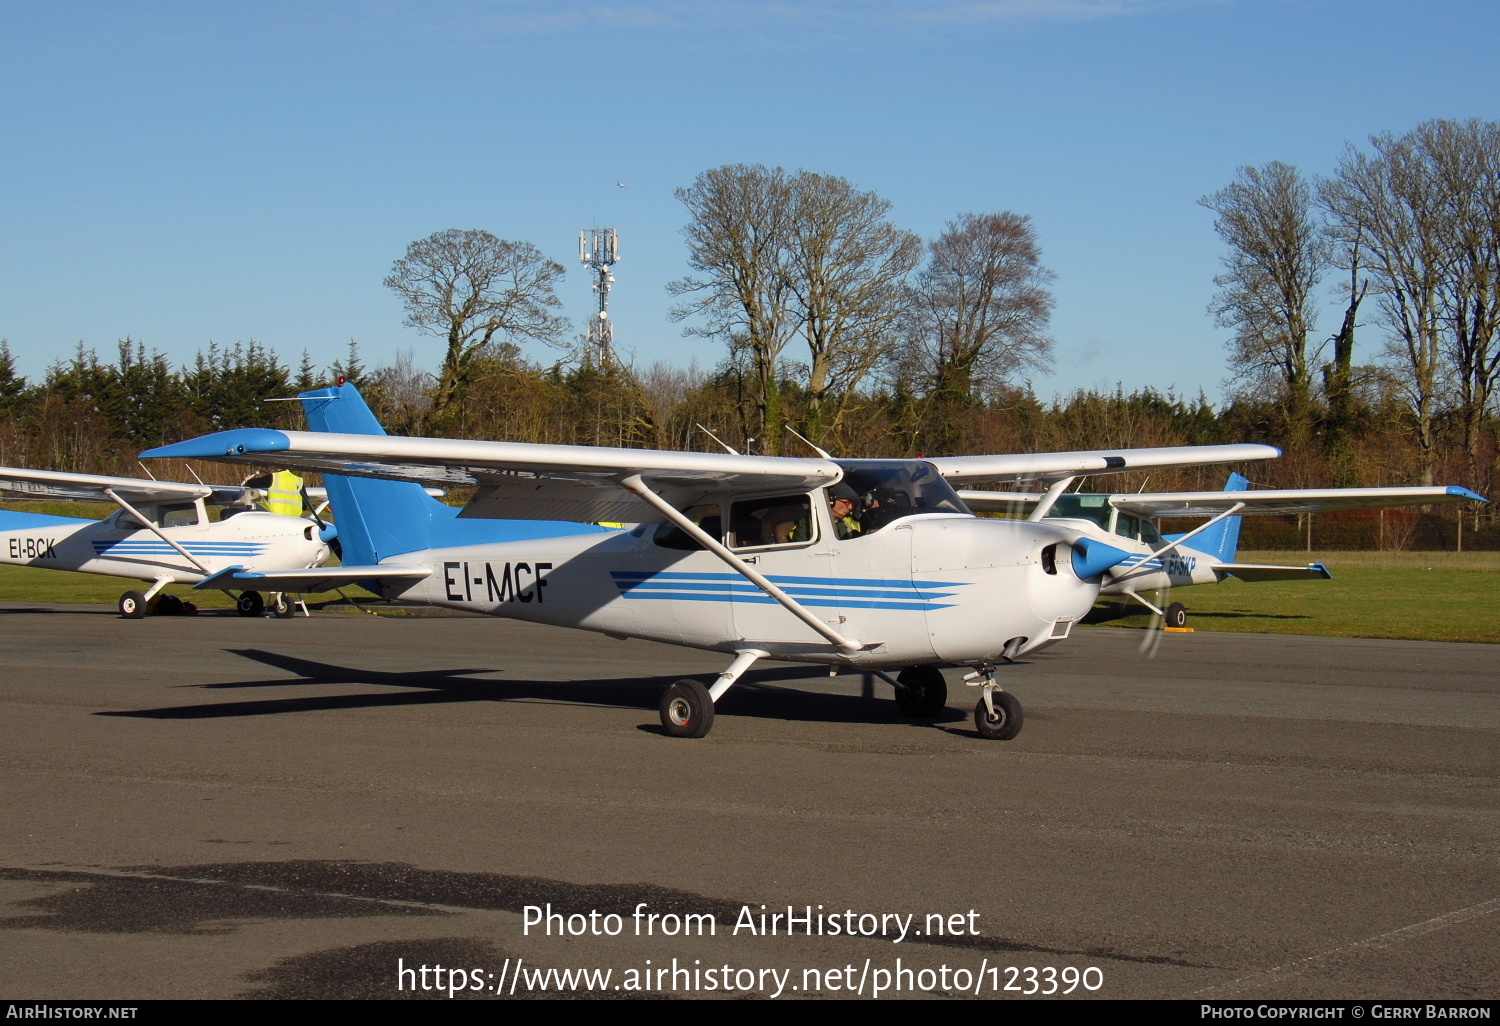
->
144, 383, 1291, 741
0, 467, 333, 618
958, 474, 1487, 629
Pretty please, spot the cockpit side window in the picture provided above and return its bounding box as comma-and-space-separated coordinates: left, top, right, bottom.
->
160, 502, 201, 528
1112, 512, 1162, 545
728, 494, 814, 550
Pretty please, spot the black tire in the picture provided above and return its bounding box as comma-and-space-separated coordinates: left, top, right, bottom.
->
155, 594, 184, 616
270, 593, 295, 619
119, 590, 147, 619
1164, 602, 1187, 629
974, 690, 1024, 740
236, 591, 265, 618
659, 679, 715, 738
894, 665, 947, 718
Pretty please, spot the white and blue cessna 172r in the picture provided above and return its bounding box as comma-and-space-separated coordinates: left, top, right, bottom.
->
0, 467, 332, 618
958, 473, 1487, 628
141, 383, 1297, 741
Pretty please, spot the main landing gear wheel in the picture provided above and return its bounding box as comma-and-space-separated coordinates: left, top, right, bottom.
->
660, 679, 715, 738
236, 591, 265, 618
894, 665, 948, 718
974, 690, 1024, 740
1164, 602, 1188, 629
270, 593, 295, 619
118, 590, 147, 619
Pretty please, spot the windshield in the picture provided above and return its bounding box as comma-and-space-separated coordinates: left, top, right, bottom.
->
1041, 493, 1112, 528
834, 460, 969, 532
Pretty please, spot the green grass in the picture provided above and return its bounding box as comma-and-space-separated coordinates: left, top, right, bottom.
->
1087, 550, 1500, 644
0, 505, 1495, 642
0, 563, 239, 609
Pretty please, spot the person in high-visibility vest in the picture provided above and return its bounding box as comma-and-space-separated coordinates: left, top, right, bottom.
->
264, 470, 305, 517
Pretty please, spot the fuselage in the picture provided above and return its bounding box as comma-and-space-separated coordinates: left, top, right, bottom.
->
372, 509, 1103, 669
0, 501, 328, 585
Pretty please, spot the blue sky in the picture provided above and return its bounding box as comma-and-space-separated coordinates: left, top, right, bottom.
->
1, 0, 1494, 404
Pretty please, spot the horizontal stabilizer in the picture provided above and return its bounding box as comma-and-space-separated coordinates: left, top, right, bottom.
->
194, 564, 431, 594
1213, 562, 1332, 583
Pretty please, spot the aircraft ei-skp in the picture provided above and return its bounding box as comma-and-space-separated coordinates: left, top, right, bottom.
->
143, 383, 1281, 740
0, 467, 333, 618
958, 474, 1487, 628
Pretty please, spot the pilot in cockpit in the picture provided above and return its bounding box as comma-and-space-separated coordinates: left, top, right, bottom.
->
828, 482, 864, 540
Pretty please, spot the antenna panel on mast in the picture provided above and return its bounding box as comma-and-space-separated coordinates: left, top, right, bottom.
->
579, 227, 620, 365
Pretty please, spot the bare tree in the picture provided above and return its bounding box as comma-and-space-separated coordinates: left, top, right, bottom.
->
1322, 132, 1451, 484
910, 212, 1055, 404
782, 172, 923, 441
384, 229, 569, 426
1201, 162, 1327, 418
669, 165, 797, 453
1421, 119, 1500, 485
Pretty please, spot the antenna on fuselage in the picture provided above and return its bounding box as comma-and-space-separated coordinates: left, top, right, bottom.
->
784, 425, 833, 459
696, 424, 740, 455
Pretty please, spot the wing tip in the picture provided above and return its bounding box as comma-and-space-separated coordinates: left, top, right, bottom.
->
143, 428, 292, 460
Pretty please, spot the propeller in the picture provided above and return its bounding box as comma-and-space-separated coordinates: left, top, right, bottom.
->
299, 484, 342, 560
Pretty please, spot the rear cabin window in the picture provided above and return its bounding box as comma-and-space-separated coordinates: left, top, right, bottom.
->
653, 504, 723, 550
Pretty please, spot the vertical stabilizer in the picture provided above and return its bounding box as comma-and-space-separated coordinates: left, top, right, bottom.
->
298, 383, 607, 565
1184, 472, 1247, 563
298, 384, 452, 564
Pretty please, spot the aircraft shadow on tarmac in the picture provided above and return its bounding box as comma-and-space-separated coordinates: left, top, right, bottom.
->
96, 648, 969, 730
1083, 604, 1312, 625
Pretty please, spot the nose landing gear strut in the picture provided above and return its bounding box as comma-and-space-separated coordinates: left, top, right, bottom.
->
965, 665, 1024, 741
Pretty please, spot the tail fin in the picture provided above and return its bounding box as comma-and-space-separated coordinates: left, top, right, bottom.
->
1187, 472, 1247, 563
298, 383, 606, 563
299, 384, 454, 564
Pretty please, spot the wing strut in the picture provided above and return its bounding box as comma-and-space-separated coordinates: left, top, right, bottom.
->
103, 488, 213, 576
1026, 477, 1076, 522
1110, 502, 1245, 584
620, 474, 864, 655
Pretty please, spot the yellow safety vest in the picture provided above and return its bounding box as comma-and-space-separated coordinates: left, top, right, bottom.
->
266, 470, 304, 517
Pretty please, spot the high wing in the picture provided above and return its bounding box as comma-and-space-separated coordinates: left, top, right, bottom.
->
958, 485, 1486, 516
1108, 485, 1484, 518
929, 444, 1280, 485
0, 465, 263, 506
143, 429, 841, 523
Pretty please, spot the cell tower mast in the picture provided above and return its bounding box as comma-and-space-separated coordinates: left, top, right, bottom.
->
579, 228, 619, 365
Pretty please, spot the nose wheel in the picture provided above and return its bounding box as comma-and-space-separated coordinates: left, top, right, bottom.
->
966, 665, 1024, 740
974, 689, 1024, 740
